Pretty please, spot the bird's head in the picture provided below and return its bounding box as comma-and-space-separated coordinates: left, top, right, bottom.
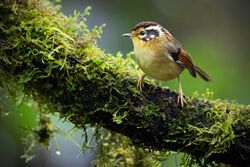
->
123, 21, 173, 49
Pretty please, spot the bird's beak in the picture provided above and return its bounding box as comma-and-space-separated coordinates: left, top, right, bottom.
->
122, 33, 132, 37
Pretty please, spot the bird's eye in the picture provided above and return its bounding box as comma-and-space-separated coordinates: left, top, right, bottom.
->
139, 31, 146, 36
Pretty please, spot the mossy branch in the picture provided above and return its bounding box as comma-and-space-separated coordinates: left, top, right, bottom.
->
0, 1, 250, 166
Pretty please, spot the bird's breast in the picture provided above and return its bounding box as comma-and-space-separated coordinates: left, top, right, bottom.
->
134, 47, 183, 81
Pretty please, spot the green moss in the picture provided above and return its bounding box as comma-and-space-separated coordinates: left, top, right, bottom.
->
141, 103, 160, 116
0, 0, 140, 117
0, 0, 152, 164
181, 90, 242, 165
95, 128, 161, 167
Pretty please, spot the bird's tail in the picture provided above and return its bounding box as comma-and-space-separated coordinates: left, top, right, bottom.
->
195, 66, 212, 82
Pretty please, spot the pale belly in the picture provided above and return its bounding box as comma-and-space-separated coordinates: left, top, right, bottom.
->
135, 50, 183, 81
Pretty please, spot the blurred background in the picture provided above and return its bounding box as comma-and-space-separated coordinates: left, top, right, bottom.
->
0, 0, 249, 166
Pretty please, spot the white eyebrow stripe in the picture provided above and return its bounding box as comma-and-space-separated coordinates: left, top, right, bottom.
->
144, 25, 171, 37
145, 25, 162, 31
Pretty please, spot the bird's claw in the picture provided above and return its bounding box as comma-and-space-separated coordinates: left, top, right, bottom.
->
137, 74, 145, 91
177, 88, 187, 108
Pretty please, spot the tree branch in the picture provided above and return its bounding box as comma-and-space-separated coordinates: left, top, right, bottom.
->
0, 1, 249, 166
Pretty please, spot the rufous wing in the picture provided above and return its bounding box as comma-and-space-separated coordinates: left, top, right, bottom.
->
177, 49, 212, 82
176, 49, 197, 78
168, 45, 211, 82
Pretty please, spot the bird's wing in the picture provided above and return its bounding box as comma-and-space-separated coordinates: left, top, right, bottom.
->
167, 41, 197, 77
176, 50, 197, 77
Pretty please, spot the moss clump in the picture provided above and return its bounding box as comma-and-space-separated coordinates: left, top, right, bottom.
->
0, 0, 157, 165
94, 128, 161, 167
0, 0, 141, 123
182, 90, 241, 165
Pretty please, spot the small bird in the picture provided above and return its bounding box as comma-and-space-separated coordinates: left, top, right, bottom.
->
123, 21, 211, 107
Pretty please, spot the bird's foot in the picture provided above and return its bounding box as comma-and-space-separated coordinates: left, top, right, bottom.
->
177, 88, 187, 108
137, 74, 145, 91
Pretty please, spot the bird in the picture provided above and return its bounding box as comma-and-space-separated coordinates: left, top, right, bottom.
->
122, 21, 211, 107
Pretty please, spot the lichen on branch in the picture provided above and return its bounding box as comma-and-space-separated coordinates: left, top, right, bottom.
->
0, 1, 250, 166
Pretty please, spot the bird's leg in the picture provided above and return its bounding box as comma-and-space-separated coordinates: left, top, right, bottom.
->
137, 74, 146, 91
177, 76, 187, 108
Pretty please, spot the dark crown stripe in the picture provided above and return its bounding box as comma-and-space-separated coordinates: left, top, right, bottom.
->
132, 21, 161, 31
